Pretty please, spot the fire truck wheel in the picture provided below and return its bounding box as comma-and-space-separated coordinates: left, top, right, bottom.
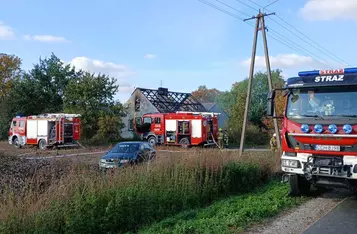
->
179, 137, 190, 148
38, 139, 47, 150
148, 136, 156, 146
288, 174, 311, 197
13, 138, 21, 149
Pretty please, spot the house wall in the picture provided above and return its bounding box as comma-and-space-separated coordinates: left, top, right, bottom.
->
120, 89, 158, 139
209, 104, 228, 129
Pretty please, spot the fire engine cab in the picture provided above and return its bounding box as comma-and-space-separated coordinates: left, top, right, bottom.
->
134, 111, 220, 147
8, 113, 81, 150
267, 67, 357, 196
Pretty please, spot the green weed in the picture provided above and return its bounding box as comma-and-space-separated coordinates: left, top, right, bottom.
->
140, 180, 308, 234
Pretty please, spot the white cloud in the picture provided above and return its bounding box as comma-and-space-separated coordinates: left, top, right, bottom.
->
23, 34, 70, 43
68, 56, 135, 94
241, 54, 334, 69
144, 54, 157, 59
300, 0, 357, 21
0, 21, 15, 39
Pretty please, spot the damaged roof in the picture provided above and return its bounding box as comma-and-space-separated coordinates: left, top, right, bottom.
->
136, 87, 207, 113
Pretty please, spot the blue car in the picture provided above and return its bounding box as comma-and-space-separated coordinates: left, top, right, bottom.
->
99, 141, 156, 169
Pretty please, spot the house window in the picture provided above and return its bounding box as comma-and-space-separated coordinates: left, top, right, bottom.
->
143, 117, 152, 124
154, 117, 161, 124
136, 117, 142, 125
128, 119, 134, 131
135, 98, 140, 112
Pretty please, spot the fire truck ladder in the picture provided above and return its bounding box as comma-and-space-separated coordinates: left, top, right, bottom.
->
175, 111, 221, 117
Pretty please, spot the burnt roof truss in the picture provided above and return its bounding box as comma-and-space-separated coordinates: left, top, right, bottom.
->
139, 88, 207, 113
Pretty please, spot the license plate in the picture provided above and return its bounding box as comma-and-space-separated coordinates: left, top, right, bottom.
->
315, 145, 340, 151
120, 159, 129, 163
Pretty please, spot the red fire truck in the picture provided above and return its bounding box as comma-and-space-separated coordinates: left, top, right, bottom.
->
8, 113, 81, 150
134, 111, 220, 147
267, 67, 357, 196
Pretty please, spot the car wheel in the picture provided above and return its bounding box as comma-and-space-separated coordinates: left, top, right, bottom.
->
150, 152, 156, 160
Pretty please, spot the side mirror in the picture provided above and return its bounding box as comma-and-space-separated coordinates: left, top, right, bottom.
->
266, 90, 275, 117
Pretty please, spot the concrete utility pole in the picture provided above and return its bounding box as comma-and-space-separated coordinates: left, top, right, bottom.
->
239, 16, 259, 157
239, 11, 281, 156
260, 14, 281, 151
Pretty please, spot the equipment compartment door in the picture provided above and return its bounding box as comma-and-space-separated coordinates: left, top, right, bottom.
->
165, 119, 177, 144
72, 118, 80, 140
191, 120, 202, 138
56, 118, 65, 143
26, 120, 38, 144
178, 120, 190, 135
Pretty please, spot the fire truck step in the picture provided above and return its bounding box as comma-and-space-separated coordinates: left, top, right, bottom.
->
204, 142, 217, 147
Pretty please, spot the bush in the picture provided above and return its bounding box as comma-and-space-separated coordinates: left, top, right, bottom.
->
228, 124, 269, 146
0, 151, 272, 234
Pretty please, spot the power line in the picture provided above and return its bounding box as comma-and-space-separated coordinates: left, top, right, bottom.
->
246, 0, 351, 66
195, 0, 337, 67
247, 21, 330, 67
266, 27, 334, 66
244, 20, 328, 66
197, 0, 245, 21
246, 0, 263, 9
266, 33, 330, 67
234, 0, 258, 11
269, 14, 351, 66
214, 0, 251, 18
264, 0, 280, 10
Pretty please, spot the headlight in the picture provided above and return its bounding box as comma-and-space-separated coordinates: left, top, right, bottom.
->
100, 159, 106, 163
300, 124, 309, 133
343, 124, 353, 134
328, 124, 338, 134
284, 152, 297, 157
282, 159, 301, 168
314, 124, 323, 134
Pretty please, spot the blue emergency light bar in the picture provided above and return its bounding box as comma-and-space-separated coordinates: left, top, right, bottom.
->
285, 67, 357, 88
298, 67, 357, 77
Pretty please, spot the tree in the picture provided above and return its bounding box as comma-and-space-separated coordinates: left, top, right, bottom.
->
191, 85, 222, 103
226, 69, 285, 129
8, 53, 82, 115
216, 83, 241, 115
0, 53, 22, 98
0, 54, 22, 139
64, 72, 125, 141
228, 91, 247, 134
262, 89, 285, 132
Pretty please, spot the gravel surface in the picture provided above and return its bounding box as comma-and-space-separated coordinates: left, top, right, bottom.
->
245, 189, 352, 234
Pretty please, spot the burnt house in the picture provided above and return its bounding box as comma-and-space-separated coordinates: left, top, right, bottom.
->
201, 102, 228, 129
121, 87, 208, 139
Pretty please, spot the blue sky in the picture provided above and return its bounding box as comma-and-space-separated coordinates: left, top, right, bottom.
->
0, 0, 356, 102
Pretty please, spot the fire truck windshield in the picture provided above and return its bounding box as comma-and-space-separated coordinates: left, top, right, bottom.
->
286, 87, 357, 119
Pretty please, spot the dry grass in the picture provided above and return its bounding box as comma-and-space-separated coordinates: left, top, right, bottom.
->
0, 144, 280, 233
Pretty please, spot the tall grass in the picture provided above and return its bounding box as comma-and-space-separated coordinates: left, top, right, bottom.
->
0, 149, 277, 234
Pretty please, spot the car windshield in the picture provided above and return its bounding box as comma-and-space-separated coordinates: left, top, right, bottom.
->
286, 87, 357, 119
112, 143, 140, 153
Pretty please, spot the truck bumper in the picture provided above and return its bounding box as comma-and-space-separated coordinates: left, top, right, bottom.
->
281, 152, 357, 180
8, 136, 12, 145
